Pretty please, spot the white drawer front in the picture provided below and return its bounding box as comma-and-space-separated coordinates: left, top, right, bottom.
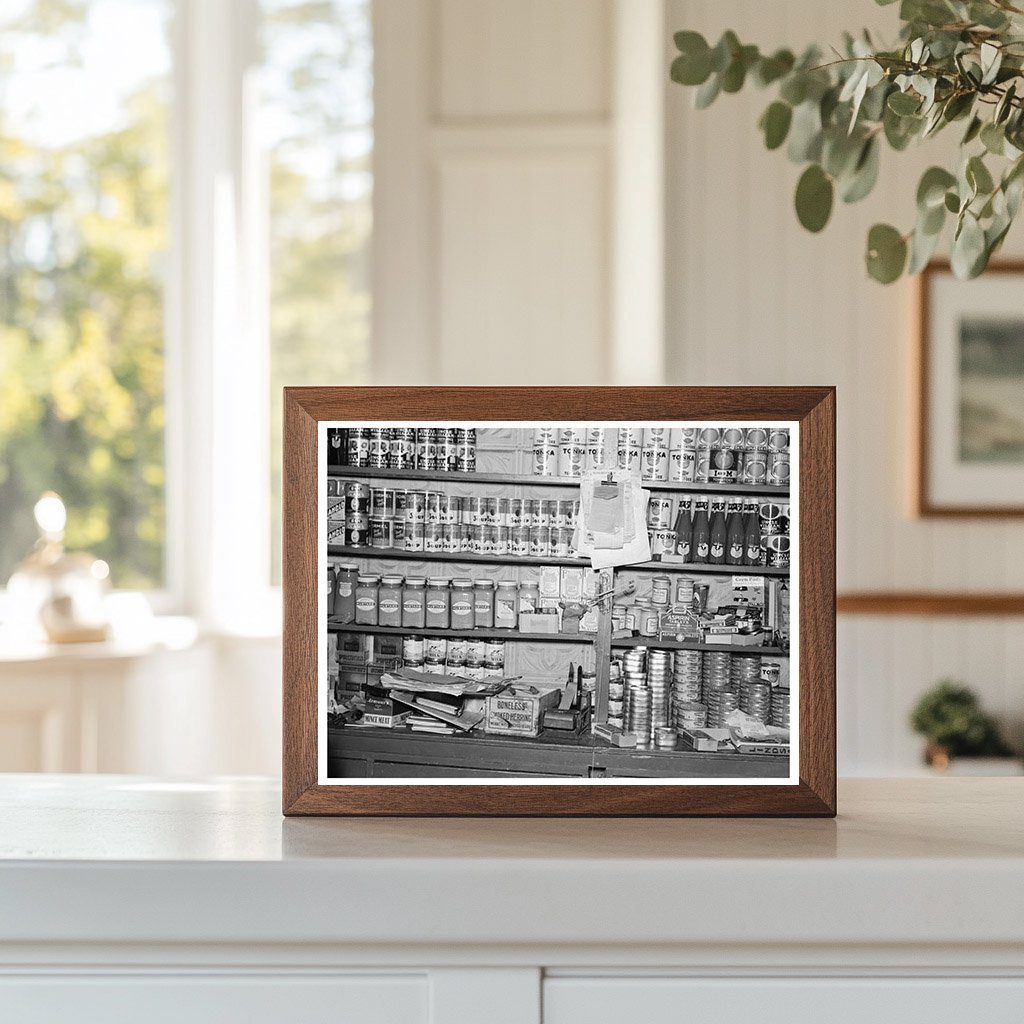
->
0, 974, 427, 1024
544, 977, 1024, 1024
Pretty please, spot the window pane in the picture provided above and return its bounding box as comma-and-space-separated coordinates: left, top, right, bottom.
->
0, 0, 171, 589
261, 0, 373, 582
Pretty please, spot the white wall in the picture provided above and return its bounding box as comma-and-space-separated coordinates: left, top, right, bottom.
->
664, 0, 1024, 771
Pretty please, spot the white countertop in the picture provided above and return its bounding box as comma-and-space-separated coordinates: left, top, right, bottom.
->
1, 775, 1022, 955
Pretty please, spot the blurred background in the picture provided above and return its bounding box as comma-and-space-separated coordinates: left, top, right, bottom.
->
0, 0, 1021, 778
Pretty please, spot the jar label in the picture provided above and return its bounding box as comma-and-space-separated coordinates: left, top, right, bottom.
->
729, 543, 744, 560
337, 583, 353, 597
356, 597, 375, 611
426, 599, 447, 614
452, 600, 472, 616
379, 599, 400, 614
403, 599, 423, 614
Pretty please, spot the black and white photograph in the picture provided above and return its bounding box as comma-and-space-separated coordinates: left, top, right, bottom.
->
319, 422, 797, 783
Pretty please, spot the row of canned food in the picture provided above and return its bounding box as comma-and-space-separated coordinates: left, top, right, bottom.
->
328, 427, 478, 472
328, 519, 580, 557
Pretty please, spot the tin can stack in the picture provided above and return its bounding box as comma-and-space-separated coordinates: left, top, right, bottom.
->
328, 427, 478, 473
770, 688, 791, 729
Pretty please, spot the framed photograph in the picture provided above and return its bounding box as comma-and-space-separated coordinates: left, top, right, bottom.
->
283, 387, 835, 816
917, 261, 1024, 516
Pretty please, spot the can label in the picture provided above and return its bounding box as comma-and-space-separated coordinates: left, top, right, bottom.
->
640, 447, 669, 481
403, 524, 424, 551
768, 452, 790, 486
426, 492, 445, 524
668, 448, 696, 482
347, 434, 370, 467
345, 482, 369, 515
759, 502, 783, 535
529, 527, 550, 557
741, 453, 768, 484
456, 445, 475, 472
425, 637, 447, 660
651, 528, 676, 556
390, 439, 413, 469
424, 524, 444, 551
485, 641, 505, 667
647, 498, 673, 529
766, 534, 791, 567
745, 427, 769, 452
558, 443, 585, 477
462, 496, 485, 525
643, 427, 669, 448
533, 444, 558, 476
697, 426, 721, 449
708, 448, 740, 483
370, 487, 395, 518
370, 517, 393, 549
552, 527, 573, 557
404, 491, 426, 523
533, 426, 558, 445
768, 429, 790, 453
511, 527, 530, 556
720, 427, 746, 450
467, 524, 484, 554
403, 637, 425, 661
507, 499, 524, 527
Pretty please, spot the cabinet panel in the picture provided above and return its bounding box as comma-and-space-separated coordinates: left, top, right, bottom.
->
0, 975, 427, 1024
544, 977, 1024, 1024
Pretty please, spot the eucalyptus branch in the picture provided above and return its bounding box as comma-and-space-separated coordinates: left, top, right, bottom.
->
670, 0, 1024, 283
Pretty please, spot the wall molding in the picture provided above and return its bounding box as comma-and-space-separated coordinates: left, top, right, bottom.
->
838, 593, 1024, 616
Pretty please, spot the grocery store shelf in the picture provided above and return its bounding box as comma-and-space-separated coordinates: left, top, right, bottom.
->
610, 636, 788, 655
327, 464, 789, 497
328, 622, 595, 643
326, 544, 790, 576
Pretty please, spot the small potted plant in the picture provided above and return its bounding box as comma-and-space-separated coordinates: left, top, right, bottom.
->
910, 680, 1018, 773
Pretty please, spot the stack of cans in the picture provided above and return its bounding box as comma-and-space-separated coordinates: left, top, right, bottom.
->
671, 650, 702, 706
771, 688, 791, 729
647, 649, 672, 736
626, 685, 652, 748
673, 700, 707, 733
705, 687, 739, 728
703, 651, 732, 693
654, 727, 677, 750
739, 681, 772, 724
730, 654, 763, 688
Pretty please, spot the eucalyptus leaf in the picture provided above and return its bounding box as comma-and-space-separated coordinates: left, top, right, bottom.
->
787, 100, 823, 162
842, 137, 881, 203
944, 190, 961, 213
888, 90, 921, 115
710, 31, 740, 73
981, 122, 1006, 155
967, 154, 995, 195
866, 223, 908, 283
760, 101, 793, 150
694, 73, 721, 109
962, 116, 983, 145
908, 221, 943, 273
951, 212, 986, 278
917, 166, 957, 210
671, 39, 712, 87
754, 49, 795, 87
795, 164, 834, 232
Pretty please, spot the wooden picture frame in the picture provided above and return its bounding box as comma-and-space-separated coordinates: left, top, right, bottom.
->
916, 260, 1024, 517
283, 387, 836, 816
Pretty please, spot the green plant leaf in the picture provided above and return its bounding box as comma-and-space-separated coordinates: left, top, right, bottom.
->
970, 2, 1009, 29
842, 136, 880, 203
671, 32, 712, 85
967, 154, 995, 196
951, 212, 986, 278
908, 221, 942, 273
754, 49, 795, 87
760, 101, 792, 150
710, 30, 740, 73
721, 44, 759, 93
787, 100, 823, 162
980, 41, 1002, 86
996, 82, 1017, 125
795, 164, 834, 232
694, 73, 721, 109
944, 190, 960, 213
888, 90, 921, 115
866, 223, 907, 283
962, 115, 983, 145
779, 73, 807, 106
917, 166, 957, 210
981, 122, 1005, 155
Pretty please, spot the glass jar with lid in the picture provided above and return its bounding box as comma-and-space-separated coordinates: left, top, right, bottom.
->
494, 580, 518, 630
450, 578, 475, 630
518, 581, 540, 616
472, 579, 494, 629
402, 576, 426, 628
378, 574, 404, 628
355, 574, 380, 625
335, 563, 359, 624
425, 577, 450, 629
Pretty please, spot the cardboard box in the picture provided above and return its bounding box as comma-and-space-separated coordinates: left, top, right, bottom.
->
578, 605, 599, 633
361, 694, 412, 729
560, 567, 584, 602
679, 727, 733, 752
539, 565, 561, 600
485, 685, 561, 736
518, 611, 561, 634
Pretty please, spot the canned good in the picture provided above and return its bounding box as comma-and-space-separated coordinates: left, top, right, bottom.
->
768, 429, 790, 453
370, 487, 396, 519
530, 526, 550, 557
482, 497, 499, 525
558, 442, 585, 477
403, 636, 425, 663
345, 481, 369, 515
611, 602, 628, 631
643, 427, 669, 449
485, 640, 506, 668
414, 429, 429, 468
720, 427, 746, 450
424, 523, 445, 552
552, 499, 572, 528
761, 661, 782, 685
462, 495, 485, 525
741, 452, 769, 484
442, 523, 462, 553
462, 660, 485, 681
404, 490, 426, 523
768, 451, 791, 486
466, 524, 484, 554
346, 513, 369, 547
511, 526, 530, 556
496, 498, 511, 526
539, 499, 557, 526
552, 527, 573, 557
390, 434, 414, 469
347, 428, 370, 467
694, 452, 710, 483
507, 498, 525, 527
425, 429, 444, 470
446, 638, 468, 667
745, 426, 769, 452
425, 637, 448, 661
443, 429, 459, 472
426, 491, 446, 524
370, 517, 393, 549
403, 523, 424, 551
668, 447, 696, 482
533, 443, 558, 476
708, 447, 741, 484
759, 502, 784, 536
697, 426, 721, 449
651, 575, 672, 606
640, 446, 669, 481
466, 639, 487, 662
482, 525, 500, 555
440, 494, 462, 524
369, 428, 390, 467
617, 445, 641, 473
651, 528, 676, 557
647, 497, 674, 530
456, 444, 476, 473
533, 426, 558, 445
522, 499, 541, 527
766, 534, 791, 567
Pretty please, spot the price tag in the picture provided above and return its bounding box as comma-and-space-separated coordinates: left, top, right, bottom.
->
732, 575, 762, 588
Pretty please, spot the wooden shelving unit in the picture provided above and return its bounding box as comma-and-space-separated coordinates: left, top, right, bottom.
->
326, 544, 789, 577
328, 463, 789, 497
329, 621, 596, 644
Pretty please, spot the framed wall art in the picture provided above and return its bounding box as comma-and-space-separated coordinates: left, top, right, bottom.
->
917, 261, 1024, 517
282, 387, 836, 816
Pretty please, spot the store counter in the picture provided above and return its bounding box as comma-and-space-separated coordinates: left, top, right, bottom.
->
1, 775, 1023, 1023
328, 725, 789, 778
